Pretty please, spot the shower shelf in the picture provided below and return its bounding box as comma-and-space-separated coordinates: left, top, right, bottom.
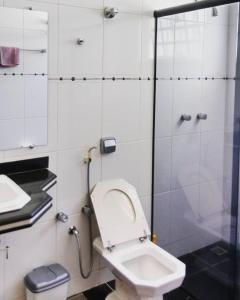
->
0, 157, 56, 234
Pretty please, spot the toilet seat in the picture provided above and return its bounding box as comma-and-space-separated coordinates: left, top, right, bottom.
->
91, 179, 150, 249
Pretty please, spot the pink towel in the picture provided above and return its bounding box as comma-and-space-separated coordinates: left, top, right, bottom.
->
0, 47, 20, 67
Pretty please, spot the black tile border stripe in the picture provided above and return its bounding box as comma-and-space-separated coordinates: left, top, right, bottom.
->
48, 76, 238, 81
0, 74, 237, 81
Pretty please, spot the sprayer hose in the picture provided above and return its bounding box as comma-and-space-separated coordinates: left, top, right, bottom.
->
75, 158, 94, 279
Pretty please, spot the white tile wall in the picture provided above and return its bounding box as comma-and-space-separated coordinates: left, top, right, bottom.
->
59, 6, 103, 76
172, 134, 200, 189
102, 140, 151, 197
155, 81, 173, 138
174, 21, 204, 77
0, 0, 180, 298
170, 184, 199, 242
199, 180, 223, 218
156, 18, 174, 78
103, 13, 141, 76
141, 15, 155, 76
200, 130, 224, 182
102, 81, 141, 142
203, 24, 228, 77
57, 148, 101, 215
154, 138, 171, 194
153, 192, 171, 245
0, 119, 25, 150
58, 81, 102, 149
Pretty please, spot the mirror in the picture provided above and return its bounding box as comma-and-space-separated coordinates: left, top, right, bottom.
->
0, 7, 48, 150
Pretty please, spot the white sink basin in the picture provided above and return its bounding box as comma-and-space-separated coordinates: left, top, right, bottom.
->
0, 175, 31, 214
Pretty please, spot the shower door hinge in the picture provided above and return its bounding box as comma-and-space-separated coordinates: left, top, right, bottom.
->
139, 230, 148, 243
107, 241, 116, 252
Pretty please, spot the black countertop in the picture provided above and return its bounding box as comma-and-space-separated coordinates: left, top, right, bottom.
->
0, 157, 57, 234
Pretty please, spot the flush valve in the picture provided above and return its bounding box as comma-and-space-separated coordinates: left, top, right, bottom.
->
197, 113, 208, 120
181, 114, 192, 121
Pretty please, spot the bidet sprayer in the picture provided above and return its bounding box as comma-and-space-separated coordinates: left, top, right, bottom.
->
69, 226, 79, 236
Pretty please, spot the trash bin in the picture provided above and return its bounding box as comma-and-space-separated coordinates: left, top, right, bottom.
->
24, 264, 70, 300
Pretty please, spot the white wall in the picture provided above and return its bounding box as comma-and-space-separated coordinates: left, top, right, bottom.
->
153, 3, 239, 257
0, 0, 198, 299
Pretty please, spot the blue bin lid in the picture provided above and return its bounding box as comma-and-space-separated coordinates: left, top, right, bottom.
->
24, 264, 70, 293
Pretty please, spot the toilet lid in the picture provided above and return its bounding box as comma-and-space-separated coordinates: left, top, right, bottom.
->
91, 179, 150, 249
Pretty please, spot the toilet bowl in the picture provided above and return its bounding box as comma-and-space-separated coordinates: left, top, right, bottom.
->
91, 179, 186, 300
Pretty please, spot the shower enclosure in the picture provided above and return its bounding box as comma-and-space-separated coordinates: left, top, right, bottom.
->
152, 1, 240, 299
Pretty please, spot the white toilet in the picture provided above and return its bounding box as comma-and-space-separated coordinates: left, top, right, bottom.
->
91, 179, 186, 300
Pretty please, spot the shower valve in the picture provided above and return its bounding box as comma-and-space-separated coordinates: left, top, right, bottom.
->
180, 114, 192, 121
197, 113, 208, 120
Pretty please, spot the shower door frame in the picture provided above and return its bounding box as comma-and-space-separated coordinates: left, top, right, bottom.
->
151, 0, 240, 297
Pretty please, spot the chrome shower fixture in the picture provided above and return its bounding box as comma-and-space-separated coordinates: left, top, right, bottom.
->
104, 7, 119, 19
212, 7, 218, 17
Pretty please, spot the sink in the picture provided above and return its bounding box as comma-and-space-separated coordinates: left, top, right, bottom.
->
0, 175, 31, 214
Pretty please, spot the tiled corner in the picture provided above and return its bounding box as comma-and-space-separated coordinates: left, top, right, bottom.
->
153, 192, 171, 246
200, 130, 224, 182
199, 180, 224, 219
170, 185, 199, 242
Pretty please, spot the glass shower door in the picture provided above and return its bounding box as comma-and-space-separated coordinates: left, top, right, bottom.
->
153, 3, 240, 300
